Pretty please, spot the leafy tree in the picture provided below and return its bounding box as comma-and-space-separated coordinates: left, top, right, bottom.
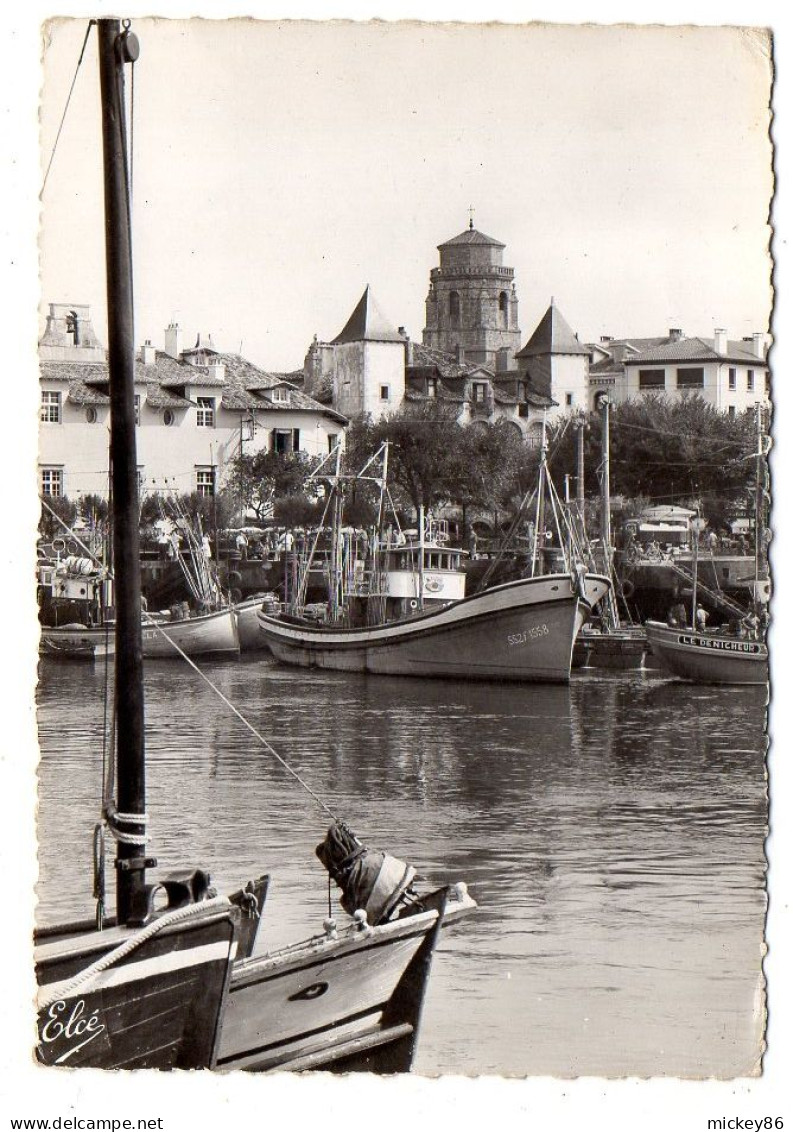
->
367, 401, 463, 516
39, 495, 77, 540
224, 450, 320, 522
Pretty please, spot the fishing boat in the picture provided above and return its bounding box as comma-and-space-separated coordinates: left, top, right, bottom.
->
38, 517, 239, 660
35, 17, 474, 1073
643, 620, 767, 685
644, 408, 769, 686
259, 442, 610, 680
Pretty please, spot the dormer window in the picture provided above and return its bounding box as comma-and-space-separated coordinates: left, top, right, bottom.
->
271, 387, 290, 404
427, 377, 437, 399
473, 382, 487, 404
196, 397, 215, 427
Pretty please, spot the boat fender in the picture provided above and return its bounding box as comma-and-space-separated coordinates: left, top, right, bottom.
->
574, 562, 588, 600
622, 579, 635, 599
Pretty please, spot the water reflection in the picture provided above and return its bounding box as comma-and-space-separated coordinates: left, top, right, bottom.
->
36, 657, 767, 1077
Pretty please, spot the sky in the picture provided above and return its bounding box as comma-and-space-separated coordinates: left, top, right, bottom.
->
3, 3, 792, 1130
38, 19, 774, 371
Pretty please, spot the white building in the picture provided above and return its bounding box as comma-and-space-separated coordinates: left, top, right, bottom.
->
587, 328, 769, 413
38, 303, 347, 500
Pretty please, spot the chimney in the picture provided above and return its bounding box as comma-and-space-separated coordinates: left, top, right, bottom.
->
207, 359, 226, 382
398, 327, 413, 366
141, 338, 157, 365
600, 335, 613, 344
714, 328, 728, 354
752, 332, 765, 359
194, 332, 215, 351
669, 328, 684, 342
164, 321, 183, 359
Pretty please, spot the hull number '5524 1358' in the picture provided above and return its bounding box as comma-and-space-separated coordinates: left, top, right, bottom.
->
507, 624, 549, 648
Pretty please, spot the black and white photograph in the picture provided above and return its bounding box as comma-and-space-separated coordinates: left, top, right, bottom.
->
2, 3, 791, 1129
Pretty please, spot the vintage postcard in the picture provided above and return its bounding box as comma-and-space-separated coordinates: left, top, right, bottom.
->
2, 6, 790, 1131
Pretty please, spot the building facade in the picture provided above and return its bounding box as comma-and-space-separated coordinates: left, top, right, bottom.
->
422, 222, 521, 371
38, 303, 347, 500
586, 328, 770, 412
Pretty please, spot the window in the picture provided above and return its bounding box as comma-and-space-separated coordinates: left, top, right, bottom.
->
272, 428, 300, 453
196, 397, 215, 427
271, 387, 290, 403
40, 390, 62, 423
498, 291, 509, 328
676, 367, 705, 389
473, 383, 487, 404
85, 407, 97, 424
449, 291, 460, 328
380, 385, 390, 401
163, 409, 175, 426
565, 393, 574, 407
747, 369, 755, 392
728, 405, 736, 418
518, 403, 529, 418
195, 467, 216, 497
728, 368, 737, 391
427, 377, 437, 399
638, 369, 665, 390
328, 434, 339, 453
134, 394, 141, 425
41, 467, 63, 497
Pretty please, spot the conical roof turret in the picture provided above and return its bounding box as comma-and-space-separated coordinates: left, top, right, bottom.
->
331, 285, 404, 345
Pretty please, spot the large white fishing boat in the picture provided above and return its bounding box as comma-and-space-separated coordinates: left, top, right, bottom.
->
259, 443, 610, 680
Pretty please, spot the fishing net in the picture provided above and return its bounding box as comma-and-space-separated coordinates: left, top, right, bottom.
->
316, 821, 417, 925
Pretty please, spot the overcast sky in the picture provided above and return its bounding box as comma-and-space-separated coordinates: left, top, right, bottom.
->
39, 19, 774, 371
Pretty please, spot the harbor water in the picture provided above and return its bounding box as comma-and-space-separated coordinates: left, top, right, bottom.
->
36, 657, 768, 1077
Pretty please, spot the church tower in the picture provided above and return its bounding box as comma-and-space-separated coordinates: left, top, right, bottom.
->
422, 219, 521, 371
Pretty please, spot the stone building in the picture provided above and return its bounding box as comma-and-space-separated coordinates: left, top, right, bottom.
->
514, 300, 590, 421
422, 221, 521, 371
38, 303, 346, 500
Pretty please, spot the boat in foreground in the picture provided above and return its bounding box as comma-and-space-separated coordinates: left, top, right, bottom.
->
261, 571, 609, 681
644, 620, 768, 685
35, 18, 474, 1073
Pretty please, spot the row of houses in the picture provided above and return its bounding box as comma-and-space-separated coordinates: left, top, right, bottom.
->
38, 223, 770, 502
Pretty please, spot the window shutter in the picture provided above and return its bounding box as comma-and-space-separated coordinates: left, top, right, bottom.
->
292, 428, 300, 451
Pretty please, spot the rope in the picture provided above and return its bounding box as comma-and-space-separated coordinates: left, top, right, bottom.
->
40, 21, 95, 199
38, 896, 232, 1010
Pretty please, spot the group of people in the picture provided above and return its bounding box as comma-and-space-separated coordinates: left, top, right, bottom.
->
666, 600, 768, 640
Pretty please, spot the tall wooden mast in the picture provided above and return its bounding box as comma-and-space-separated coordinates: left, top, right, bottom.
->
98, 19, 148, 923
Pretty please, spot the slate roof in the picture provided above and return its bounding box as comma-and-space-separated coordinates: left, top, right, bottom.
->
67, 382, 110, 406
516, 302, 589, 359
41, 361, 107, 384
438, 226, 505, 250
144, 384, 193, 409
408, 341, 490, 379
331, 286, 405, 345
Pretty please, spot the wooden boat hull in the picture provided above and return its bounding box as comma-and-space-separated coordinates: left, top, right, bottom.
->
644, 620, 768, 685
217, 884, 475, 1073
259, 574, 610, 682
35, 901, 239, 1069
40, 608, 240, 660
234, 598, 271, 652
572, 628, 658, 670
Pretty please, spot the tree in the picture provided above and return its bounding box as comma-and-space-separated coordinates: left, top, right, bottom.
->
224, 450, 320, 523
368, 402, 463, 516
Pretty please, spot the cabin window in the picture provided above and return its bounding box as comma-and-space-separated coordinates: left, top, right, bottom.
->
747, 369, 755, 392
676, 367, 705, 389
40, 390, 62, 423
196, 397, 215, 427
195, 466, 216, 497
728, 368, 737, 391
41, 467, 63, 497
639, 369, 665, 390
449, 291, 461, 329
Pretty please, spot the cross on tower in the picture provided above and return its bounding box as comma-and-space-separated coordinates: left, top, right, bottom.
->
468, 205, 475, 230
